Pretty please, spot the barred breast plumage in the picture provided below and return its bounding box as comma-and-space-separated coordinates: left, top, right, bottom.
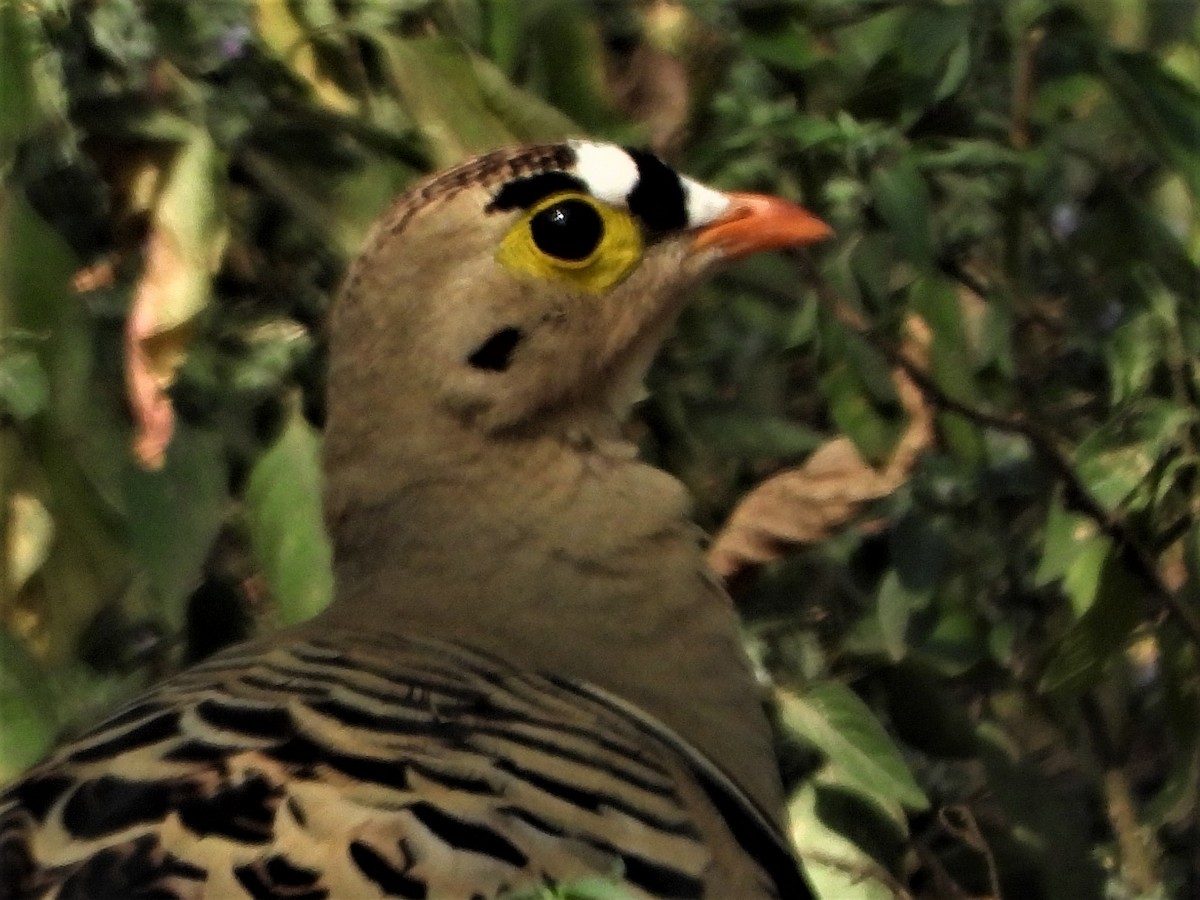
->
1, 141, 830, 899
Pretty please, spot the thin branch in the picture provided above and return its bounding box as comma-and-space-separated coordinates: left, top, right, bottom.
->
793, 253, 1200, 650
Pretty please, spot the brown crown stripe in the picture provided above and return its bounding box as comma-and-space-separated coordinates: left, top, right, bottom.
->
380, 143, 577, 240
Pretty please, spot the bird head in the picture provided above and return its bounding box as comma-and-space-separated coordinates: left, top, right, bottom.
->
328, 141, 831, 440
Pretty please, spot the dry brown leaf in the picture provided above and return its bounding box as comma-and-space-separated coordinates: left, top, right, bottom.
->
707, 316, 934, 580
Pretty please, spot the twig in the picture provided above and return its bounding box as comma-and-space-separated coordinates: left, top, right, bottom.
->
939, 805, 1003, 900
793, 253, 1200, 650
1080, 695, 1161, 894
1010, 27, 1044, 151
799, 850, 914, 900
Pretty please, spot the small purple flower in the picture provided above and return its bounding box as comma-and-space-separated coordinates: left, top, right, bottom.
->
218, 23, 252, 61
1050, 203, 1079, 240
1096, 299, 1123, 333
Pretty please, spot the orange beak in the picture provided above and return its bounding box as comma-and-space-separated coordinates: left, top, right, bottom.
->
691, 192, 832, 261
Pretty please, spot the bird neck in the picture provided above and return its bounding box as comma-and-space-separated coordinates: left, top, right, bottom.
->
317, 412, 785, 820
322, 411, 705, 643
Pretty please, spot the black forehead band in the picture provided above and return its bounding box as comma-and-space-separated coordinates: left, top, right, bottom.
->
486, 171, 588, 213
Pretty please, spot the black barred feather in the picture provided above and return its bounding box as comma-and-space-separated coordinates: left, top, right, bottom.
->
0, 630, 801, 899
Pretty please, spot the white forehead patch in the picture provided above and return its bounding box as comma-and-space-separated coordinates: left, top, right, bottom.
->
568, 140, 640, 205
681, 177, 731, 227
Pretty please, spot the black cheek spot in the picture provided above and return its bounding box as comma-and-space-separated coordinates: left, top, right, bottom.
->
467, 328, 524, 373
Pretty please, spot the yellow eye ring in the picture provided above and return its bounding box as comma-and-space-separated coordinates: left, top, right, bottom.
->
496, 192, 644, 294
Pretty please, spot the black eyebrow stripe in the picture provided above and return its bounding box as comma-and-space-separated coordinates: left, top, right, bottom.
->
486, 171, 589, 212
623, 147, 688, 232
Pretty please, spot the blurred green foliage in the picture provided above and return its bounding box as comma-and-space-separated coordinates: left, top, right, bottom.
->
2, 0, 1200, 897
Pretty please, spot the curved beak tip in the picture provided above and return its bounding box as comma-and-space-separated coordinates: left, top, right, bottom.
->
693, 191, 833, 261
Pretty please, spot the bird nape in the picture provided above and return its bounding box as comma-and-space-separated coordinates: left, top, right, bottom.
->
0, 141, 831, 900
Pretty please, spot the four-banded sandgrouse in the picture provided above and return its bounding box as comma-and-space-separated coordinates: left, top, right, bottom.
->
0, 141, 831, 899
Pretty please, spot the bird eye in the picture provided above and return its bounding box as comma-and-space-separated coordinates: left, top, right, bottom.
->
529, 199, 604, 263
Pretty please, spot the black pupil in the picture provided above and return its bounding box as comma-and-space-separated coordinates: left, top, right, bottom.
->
530, 199, 604, 262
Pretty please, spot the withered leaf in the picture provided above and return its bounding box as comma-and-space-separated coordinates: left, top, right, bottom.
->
708, 317, 934, 580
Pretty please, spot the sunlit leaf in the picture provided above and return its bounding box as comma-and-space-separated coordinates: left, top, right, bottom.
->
788, 782, 897, 900
1040, 550, 1143, 695
255, 0, 358, 112
1035, 492, 1101, 588
6, 492, 54, 595
778, 682, 929, 823
126, 128, 228, 468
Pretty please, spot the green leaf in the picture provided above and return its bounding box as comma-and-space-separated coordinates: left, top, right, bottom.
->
123, 424, 228, 629
900, 5, 971, 107
777, 682, 929, 824
87, 0, 157, 69
1034, 492, 1101, 589
871, 158, 934, 268
914, 140, 1023, 172
1105, 307, 1161, 405
909, 275, 979, 403
520, 3, 618, 133
1039, 550, 1143, 696
470, 53, 585, 142
0, 349, 49, 421
0, 629, 57, 780
245, 402, 333, 625
1058, 530, 1112, 618
380, 36, 577, 168
0, 0, 40, 162
503, 872, 633, 900
742, 20, 823, 72
787, 782, 897, 900
1100, 49, 1200, 200
876, 569, 929, 662
1073, 399, 1195, 513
